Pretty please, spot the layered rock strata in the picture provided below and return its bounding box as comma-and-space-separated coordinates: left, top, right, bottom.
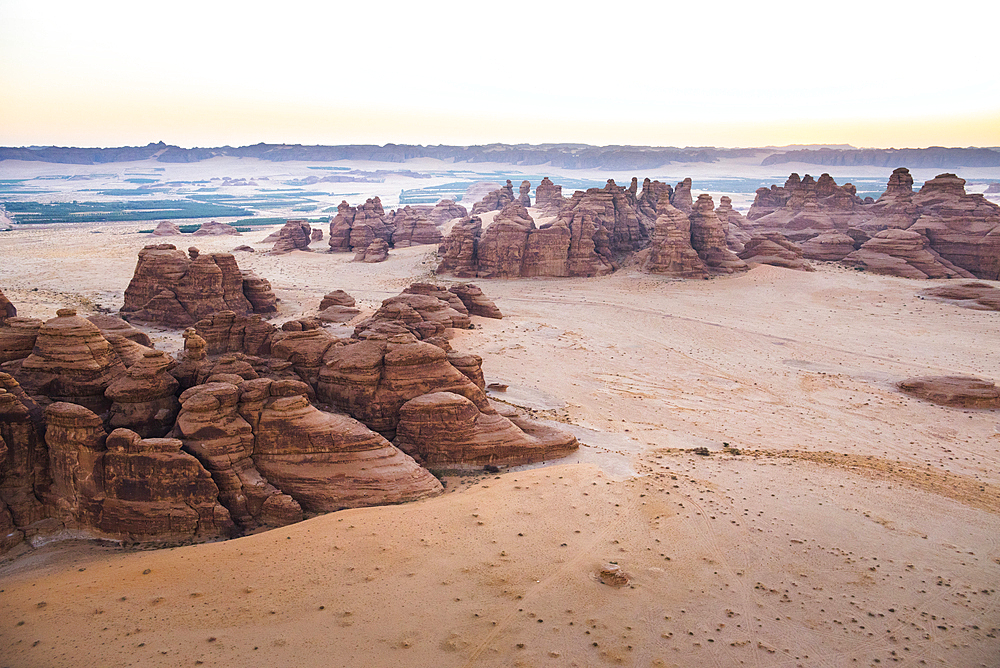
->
269, 220, 313, 254
738, 234, 813, 271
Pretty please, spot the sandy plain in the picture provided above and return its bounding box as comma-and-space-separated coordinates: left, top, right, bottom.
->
0, 213, 999, 667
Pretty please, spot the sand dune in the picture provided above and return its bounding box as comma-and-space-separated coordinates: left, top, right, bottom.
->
1, 222, 998, 667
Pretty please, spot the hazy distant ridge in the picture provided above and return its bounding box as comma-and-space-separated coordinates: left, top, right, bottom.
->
2, 142, 998, 170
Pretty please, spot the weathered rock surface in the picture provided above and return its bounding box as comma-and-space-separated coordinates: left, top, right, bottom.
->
121, 245, 275, 326
471, 180, 516, 215
86, 314, 153, 347
239, 378, 442, 511
328, 198, 394, 252
689, 195, 748, 274
644, 203, 707, 278
240, 270, 278, 314
0, 374, 46, 533
671, 178, 693, 215
105, 350, 180, 438
394, 391, 578, 468
0, 317, 42, 364
319, 290, 356, 310
151, 221, 182, 236
310, 228, 323, 242
448, 284, 502, 319
477, 202, 535, 278
436, 216, 481, 277
192, 220, 240, 236
192, 311, 275, 357
391, 207, 443, 247
355, 292, 471, 341
353, 238, 389, 263
175, 381, 303, 528
518, 180, 532, 207
842, 229, 975, 279
0, 288, 16, 326
13, 309, 126, 413
799, 232, 858, 261
897, 376, 1000, 409
919, 282, 1000, 311
269, 220, 313, 254
715, 196, 752, 252
534, 177, 565, 213
738, 233, 813, 271
748, 173, 865, 239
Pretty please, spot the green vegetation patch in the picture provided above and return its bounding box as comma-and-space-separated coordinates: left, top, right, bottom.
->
5, 199, 252, 224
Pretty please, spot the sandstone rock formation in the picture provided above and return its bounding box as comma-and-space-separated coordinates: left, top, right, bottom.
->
86, 314, 153, 347
353, 238, 390, 263
269, 220, 313, 254
320, 290, 356, 310
436, 216, 481, 277
0, 288, 15, 325
394, 391, 578, 468
311, 228, 323, 242
0, 317, 42, 364
671, 178, 693, 215
477, 202, 536, 278
12, 309, 126, 414
689, 194, 748, 274
534, 177, 565, 213
317, 289, 360, 323
919, 282, 1000, 311
105, 350, 180, 438
448, 284, 502, 319
151, 221, 182, 236
391, 207, 443, 247
897, 376, 1000, 409
192, 311, 275, 357
240, 270, 278, 314
748, 173, 865, 238
471, 180, 516, 215
637, 179, 673, 221
518, 180, 532, 207
738, 233, 813, 271
238, 378, 442, 511
798, 232, 858, 261
0, 373, 46, 533
842, 229, 975, 279
328, 198, 394, 252
644, 203, 707, 278
715, 196, 752, 252
192, 220, 240, 236
355, 291, 471, 341
120, 245, 276, 326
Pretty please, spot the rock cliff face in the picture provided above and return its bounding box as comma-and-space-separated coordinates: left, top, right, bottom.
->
644, 203, 707, 278
269, 220, 313, 254
328, 197, 394, 252
689, 195, 748, 274
391, 207, 443, 247
436, 216, 482, 277
0, 317, 42, 364
120, 245, 276, 326
105, 350, 180, 438
353, 238, 390, 263
448, 284, 502, 319
842, 229, 975, 279
748, 173, 865, 238
534, 177, 565, 213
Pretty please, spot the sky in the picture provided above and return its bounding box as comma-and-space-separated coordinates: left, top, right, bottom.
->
1, 0, 998, 149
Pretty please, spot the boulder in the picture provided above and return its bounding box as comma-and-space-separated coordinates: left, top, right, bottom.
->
897, 376, 1000, 409
310, 228, 324, 242
319, 289, 356, 310
448, 284, 502, 319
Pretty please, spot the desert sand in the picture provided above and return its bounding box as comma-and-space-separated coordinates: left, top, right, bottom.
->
1, 220, 999, 667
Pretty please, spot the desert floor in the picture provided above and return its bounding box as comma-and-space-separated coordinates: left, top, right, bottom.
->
0, 222, 998, 667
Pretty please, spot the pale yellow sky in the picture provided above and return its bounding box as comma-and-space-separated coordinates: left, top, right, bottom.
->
1, 0, 998, 148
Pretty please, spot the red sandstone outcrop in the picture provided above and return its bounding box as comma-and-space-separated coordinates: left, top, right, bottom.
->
919, 282, 1000, 311
353, 238, 390, 263
518, 180, 532, 207
175, 381, 303, 528
0, 317, 41, 364
317, 334, 494, 437
715, 196, 753, 252
391, 207, 443, 247
0, 288, 15, 326
269, 220, 313, 254
748, 173, 865, 238
798, 232, 858, 261
240, 270, 278, 314
319, 290, 356, 310
238, 378, 442, 511
106, 350, 180, 438
355, 291, 471, 341
448, 284, 502, 319
328, 198, 394, 252
121, 245, 276, 326
689, 195, 748, 274
193, 311, 275, 356
403, 283, 469, 315
644, 203, 707, 278
394, 391, 578, 468
471, 180, 516, 215
842, 229, 975, 279
638, 179, 673, 221
436, 216, 482, 277
671, 178, 693, 215
738, 233, 813, 271
477, 202, 535, 278
86, 314, 153, 347
151, 221, 182, 236
310, 228, 323, 242
897, 376, 1000, 408
317, 289, 360, 323
534, 177, 565, 213
12, 309, 126, 414
0, 373, 46, 534
192, 220, 240, 236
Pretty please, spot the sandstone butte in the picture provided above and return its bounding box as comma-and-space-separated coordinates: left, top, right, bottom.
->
324, 198, 467, 254
0, 273, 573, 554
434, 168, 999, 281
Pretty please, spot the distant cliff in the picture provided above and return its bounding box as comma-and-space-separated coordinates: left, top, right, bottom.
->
761, 147, 1000, 168
2, 141, 998, 170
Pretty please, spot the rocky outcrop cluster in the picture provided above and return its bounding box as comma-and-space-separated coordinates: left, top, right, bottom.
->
391, 207, 444, 247
534, 177, 565, 213
471, 180, 517, 215
269, 220, 313, 254
738, 233, 813, 271
192, 220, 241, 236
0, 280, 572, 555
353, 238, 389, 263
328, 197, 394, 252
842, 229, 974, 279
120, 244, 277, 326
318, 290, 360, 323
